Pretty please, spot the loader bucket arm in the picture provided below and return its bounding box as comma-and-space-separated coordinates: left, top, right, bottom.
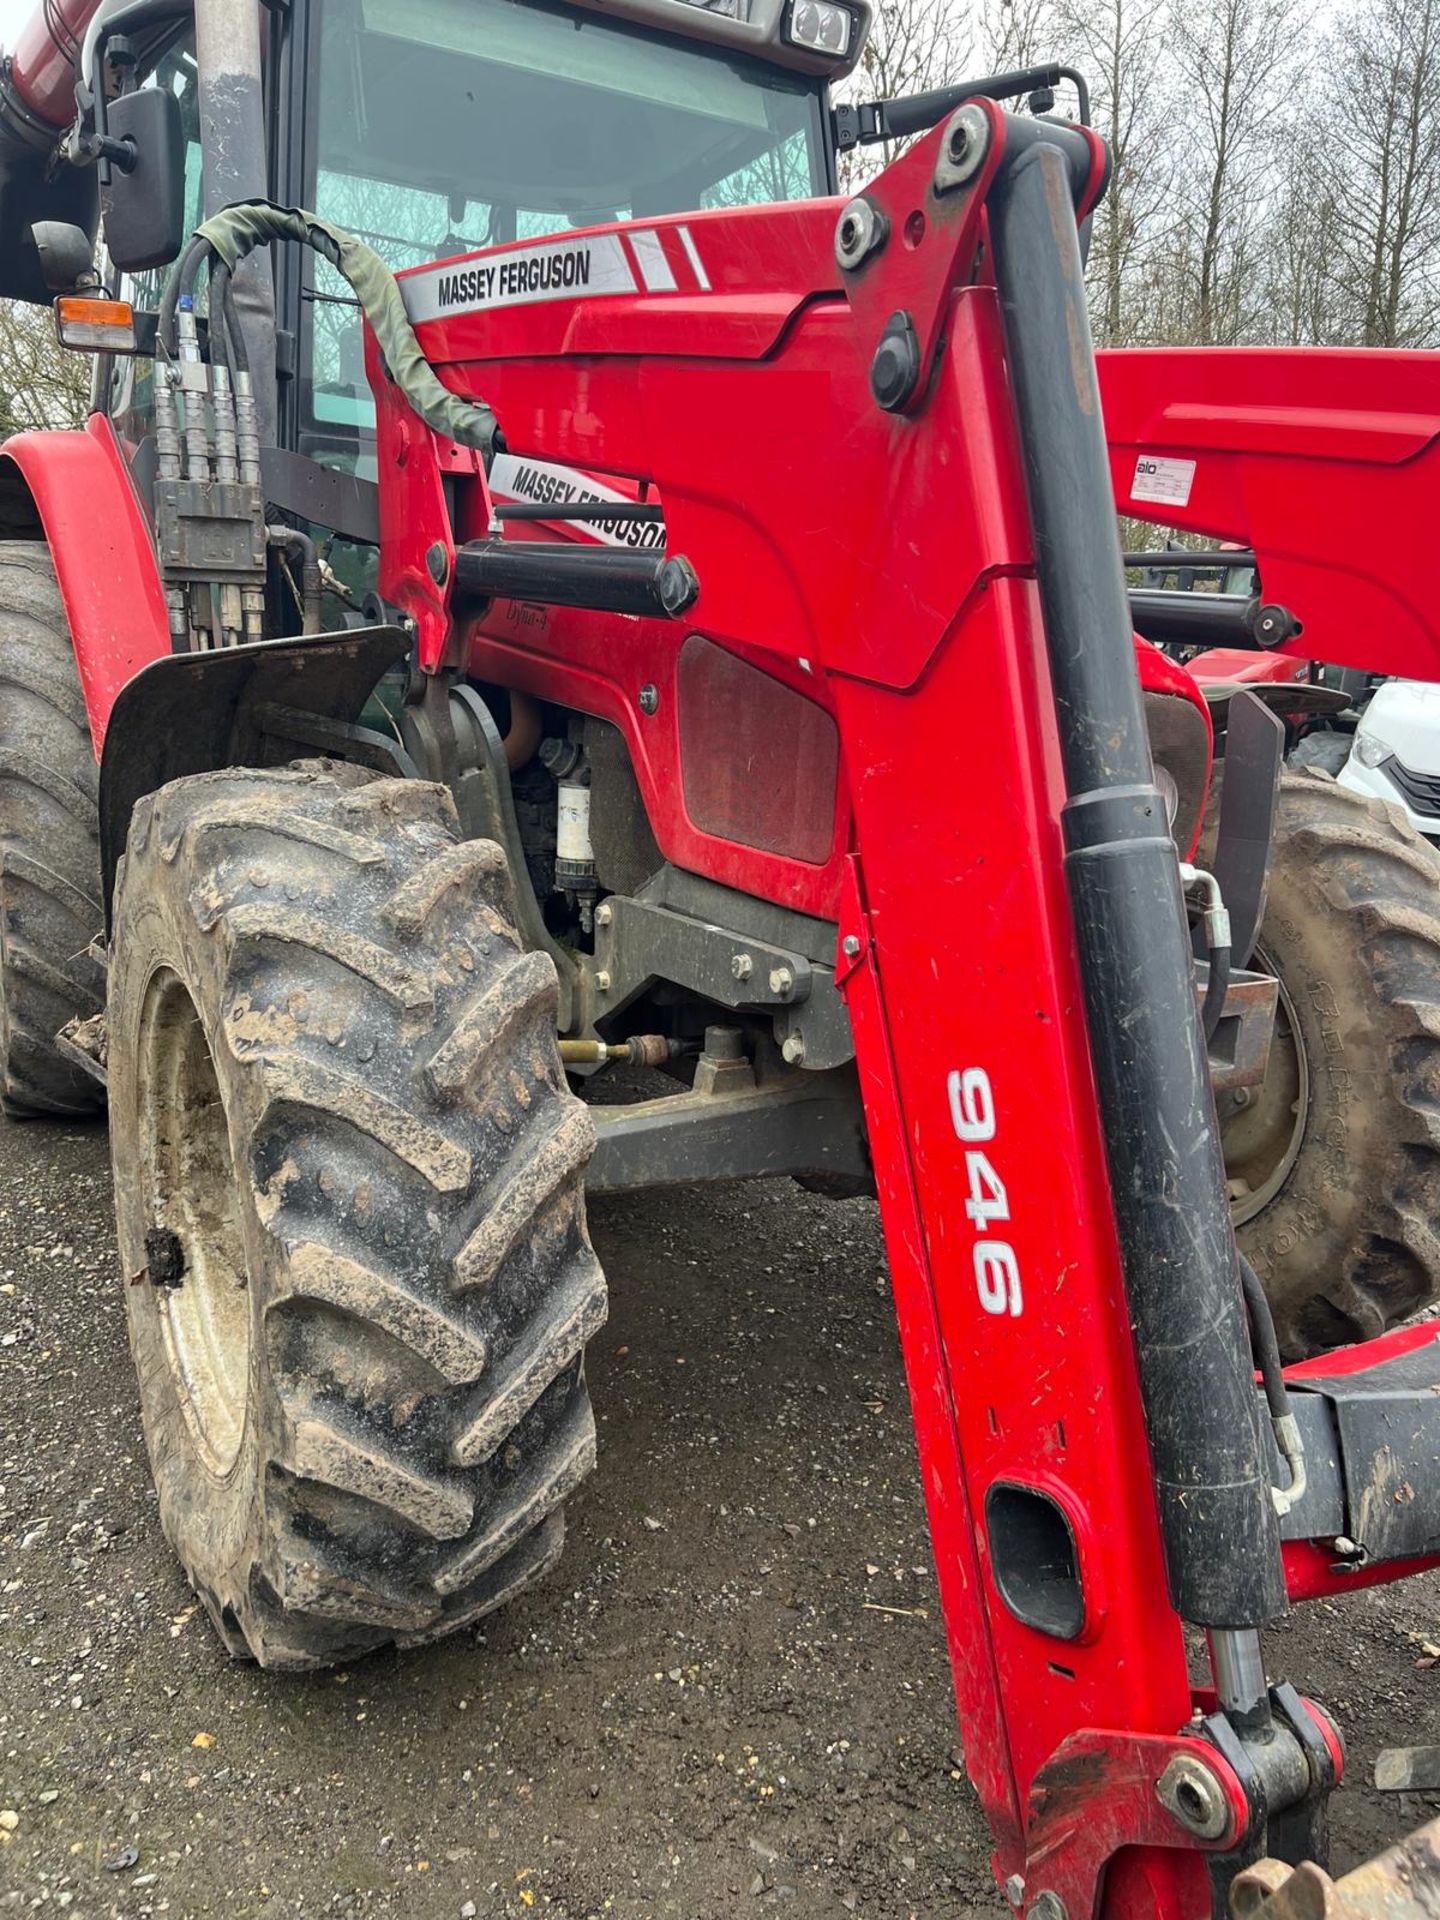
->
1099, 346, 1440, 681
311, 98, 1440, 1916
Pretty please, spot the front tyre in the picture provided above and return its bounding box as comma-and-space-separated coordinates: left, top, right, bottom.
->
1222, 770, 1440, 1358
109, 764, 607, 1669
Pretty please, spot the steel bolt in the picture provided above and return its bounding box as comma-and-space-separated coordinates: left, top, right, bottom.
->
595, 903, 613, 927
842, 934, 861, 958
769, 965, 795, 998
638, 683, 659, 715
781, 1032, 806, 1065
1003, 1876, 1025, 1910
833, 196, 887, 272
594, 970, 612, 992
1156, 1754, 1230, 1841
933, 102, 991, 193
1029, 1896, 1068, 1920
731, 953, 754, 982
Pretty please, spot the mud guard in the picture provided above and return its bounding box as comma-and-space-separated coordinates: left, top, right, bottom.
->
1, 416, 171, 749
98, 625, 410, 928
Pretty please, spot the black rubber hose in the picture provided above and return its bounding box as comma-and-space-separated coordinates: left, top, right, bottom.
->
1202, 943, 1231, 1043
207, 261, 229, 375
1238, 1252, 1290, 1423
209, 262, 249, 377
159, 233, 213, 358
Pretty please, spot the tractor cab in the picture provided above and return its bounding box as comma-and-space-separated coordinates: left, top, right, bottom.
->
2, 0, 864, 484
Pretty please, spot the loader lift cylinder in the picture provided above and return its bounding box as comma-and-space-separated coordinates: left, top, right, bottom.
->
987, 128, 1286, 1630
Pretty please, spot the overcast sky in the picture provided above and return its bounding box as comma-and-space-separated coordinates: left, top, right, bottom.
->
0, 0, 42, 50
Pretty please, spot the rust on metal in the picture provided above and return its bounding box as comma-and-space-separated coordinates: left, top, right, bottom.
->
1230, 1816, 1440, 1917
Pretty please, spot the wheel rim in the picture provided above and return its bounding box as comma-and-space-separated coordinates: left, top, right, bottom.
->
1220, 954, 1310, 1224
137, 967, 251, 1477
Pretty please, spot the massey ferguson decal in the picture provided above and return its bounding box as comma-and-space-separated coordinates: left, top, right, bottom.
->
401, 227, 708, 322
488, 452, 666, 550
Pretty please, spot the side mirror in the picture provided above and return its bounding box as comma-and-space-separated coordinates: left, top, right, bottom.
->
29, 220, 100, 293
101, 87, 185, 274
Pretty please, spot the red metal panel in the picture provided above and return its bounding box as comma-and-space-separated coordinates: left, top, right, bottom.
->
675, 634, 839, 864
1099, 347, 1440, 682
1, 415, 169, 752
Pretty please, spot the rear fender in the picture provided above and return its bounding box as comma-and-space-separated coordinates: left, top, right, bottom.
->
0, 415, 170, 753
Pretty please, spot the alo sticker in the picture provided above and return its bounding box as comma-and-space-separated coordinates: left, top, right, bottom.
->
1131, 455, 1197, 508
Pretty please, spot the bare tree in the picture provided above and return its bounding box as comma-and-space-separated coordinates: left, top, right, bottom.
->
1052, 0, 1176, 343
1322, 0, 1440, 345
1168, 0, 1301, 343
976, 0, 1057, 73
836, 0, 972, 182
0, 301, 90, 434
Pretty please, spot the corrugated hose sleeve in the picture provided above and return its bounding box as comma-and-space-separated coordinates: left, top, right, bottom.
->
194, 199, 497, 455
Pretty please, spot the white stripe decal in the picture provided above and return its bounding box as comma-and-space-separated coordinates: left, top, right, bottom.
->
676, 225, 711, 291
628, 228, 678, 292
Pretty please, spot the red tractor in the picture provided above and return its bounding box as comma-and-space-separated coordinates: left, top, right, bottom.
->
3, 1, 1440, 1913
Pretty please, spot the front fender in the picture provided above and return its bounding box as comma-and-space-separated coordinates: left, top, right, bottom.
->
1, 414, 170, 753
98, 625, 410, 927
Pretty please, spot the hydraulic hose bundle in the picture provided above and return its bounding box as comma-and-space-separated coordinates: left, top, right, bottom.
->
152, 199, 497, 651
165, 200, 499, 454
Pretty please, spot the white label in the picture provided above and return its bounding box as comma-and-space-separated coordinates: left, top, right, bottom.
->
488, 451, 666, 551
402, 232, 638, 323
1131, 455, 1197, 508
556, 783, 594, 863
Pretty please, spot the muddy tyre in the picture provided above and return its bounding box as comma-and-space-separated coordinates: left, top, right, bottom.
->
1219, 770, 1440, 1358
109, 764, 607, 1669
0, 543, 104, 1116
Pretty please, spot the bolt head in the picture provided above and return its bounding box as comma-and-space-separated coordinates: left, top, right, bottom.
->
769, 965, 795, 997
731, 953, 754, 982
595, 903, 613, 927
1003, 1875, 1025, 1908
638, 683, 659, 716
1155, 1755, 1229, 1841
834, 197, 885, 271
594, 970, 612, 992
781, 1032, 806, 1065
1030, 1896, 1068, 1920
841, 934, 861, 958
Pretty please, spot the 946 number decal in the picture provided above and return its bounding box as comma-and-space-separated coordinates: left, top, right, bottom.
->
947, 1067, 1023, 1319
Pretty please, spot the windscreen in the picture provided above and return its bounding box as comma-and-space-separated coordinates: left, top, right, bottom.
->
305, 0, 830, 436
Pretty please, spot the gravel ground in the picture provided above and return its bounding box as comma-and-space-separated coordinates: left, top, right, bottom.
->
2, 1111, 1439, 1919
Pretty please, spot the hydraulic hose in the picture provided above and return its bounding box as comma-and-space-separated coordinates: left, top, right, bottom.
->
1182, 863, 1232, 1043
1238, 1252, 1307, 1516
1202, 942, 1231, 1043
166, 199, 498, 456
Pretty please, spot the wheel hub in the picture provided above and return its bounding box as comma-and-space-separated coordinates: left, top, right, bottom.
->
1220, 955, 1310, 1225
137, 968, 251, 1477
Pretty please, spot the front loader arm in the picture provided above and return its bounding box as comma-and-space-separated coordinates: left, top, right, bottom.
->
339, 99, 1440, 1912
1099, 346, 1440, 681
